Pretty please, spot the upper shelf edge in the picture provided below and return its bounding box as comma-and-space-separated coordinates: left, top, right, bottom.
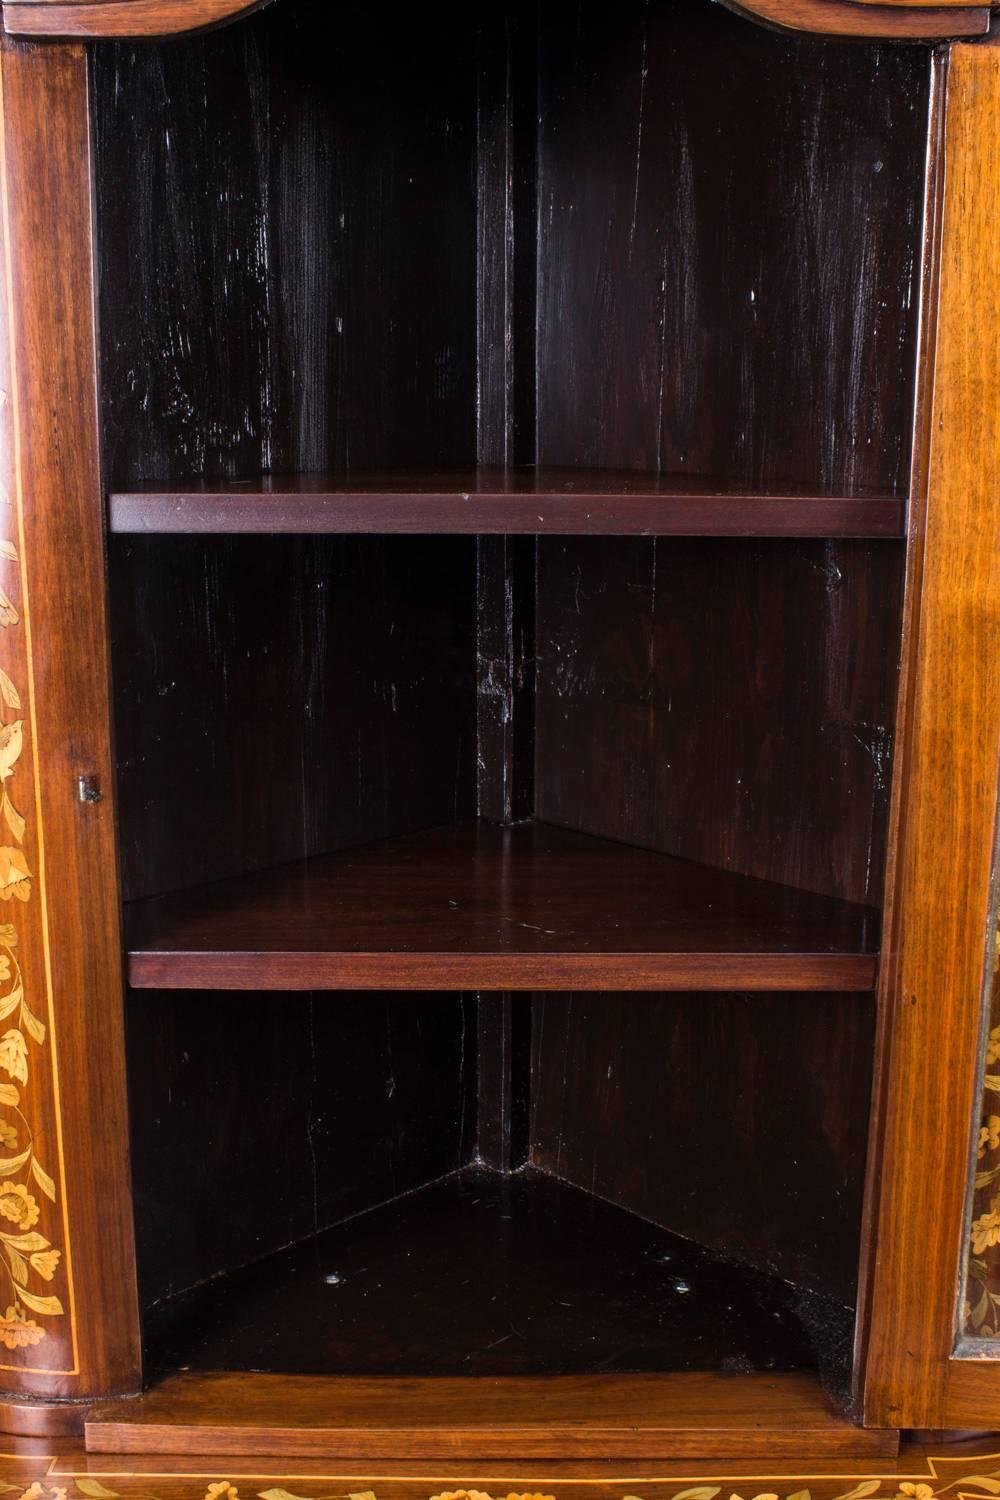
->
1, 0, 992, 44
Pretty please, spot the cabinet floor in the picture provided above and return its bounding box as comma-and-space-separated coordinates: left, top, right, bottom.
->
143, 1167, 851, 1379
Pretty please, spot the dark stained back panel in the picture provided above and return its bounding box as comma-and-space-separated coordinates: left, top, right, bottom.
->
127, 988, 476, 1309
534, 536, 903, 908
535, 0, 929, 493
92, 0, 479, 486
111, 535, 477, 902
530, 991, 875, 1305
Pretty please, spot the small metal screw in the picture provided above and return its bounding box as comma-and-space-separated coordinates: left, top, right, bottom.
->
77, 774, 102, 805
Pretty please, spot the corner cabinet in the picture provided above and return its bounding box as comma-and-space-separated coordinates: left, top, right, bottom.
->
0, 0, 994, 1463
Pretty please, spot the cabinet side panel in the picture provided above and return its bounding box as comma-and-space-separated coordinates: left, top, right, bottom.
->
861, 38, 1000, 1429
0, 35, 140, 1401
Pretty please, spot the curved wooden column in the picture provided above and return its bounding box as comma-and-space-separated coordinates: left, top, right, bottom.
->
0, 31, 140, 1424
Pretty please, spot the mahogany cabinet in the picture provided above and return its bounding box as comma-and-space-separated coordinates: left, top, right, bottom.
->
0, 0, 995, 1464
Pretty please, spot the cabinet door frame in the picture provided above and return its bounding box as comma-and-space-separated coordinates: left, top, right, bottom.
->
859, 32, 1000, 1431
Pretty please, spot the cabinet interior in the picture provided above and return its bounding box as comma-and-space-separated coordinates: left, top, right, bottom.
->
91, 0, 928, 1434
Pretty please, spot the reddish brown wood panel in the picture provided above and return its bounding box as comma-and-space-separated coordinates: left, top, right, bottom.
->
0, 35, 140, 1407
3, 0, 271, 37
108, 474, 905, 539
721, 0, 989, 32
124, 820, 879, 993
84, 1370, 899, 1459
860, 38, 1000, 1429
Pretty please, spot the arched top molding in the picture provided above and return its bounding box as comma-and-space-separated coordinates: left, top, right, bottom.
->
0, 0, 993, 53
2, 0, 274, 38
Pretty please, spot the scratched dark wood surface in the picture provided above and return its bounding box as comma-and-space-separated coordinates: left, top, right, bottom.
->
125, 988, 475, 1309
92, 0, 928, 498
74, 0, 950, 1456
109, 534, 477, 903
139, 1168, 848, 1377
535, 537, 903, 909
532, 991, 875, 1305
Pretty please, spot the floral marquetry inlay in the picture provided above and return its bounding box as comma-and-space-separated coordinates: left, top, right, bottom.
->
964, 916, 1000, 1337
0, 508, 64, 1355
0, 1458, 1000, 1500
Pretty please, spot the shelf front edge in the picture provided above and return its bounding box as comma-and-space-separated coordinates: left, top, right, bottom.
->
125, 951, 879, 991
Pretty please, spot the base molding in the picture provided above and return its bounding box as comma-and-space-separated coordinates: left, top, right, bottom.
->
85, 1371, 899, 1460
0, 1394, 86, 1437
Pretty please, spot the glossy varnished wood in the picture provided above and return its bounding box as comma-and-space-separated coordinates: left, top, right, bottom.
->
535, 539, 904, 909
3, 1, 271, 37
125, 990, 475, 1309
139, 1169, 844, 1379
124, 820, 880, 992
532, 992, 875, 1305
110, 535, 476, 904
108, 473, 905, 539
0, 0, 985, 41
860, 38, 1000, 1429
85, 1368, 897, 1460
721, 0, 989, 33
0, 33, 140, 1402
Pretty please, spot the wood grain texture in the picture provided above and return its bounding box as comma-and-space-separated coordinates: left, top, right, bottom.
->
860, 39, 1000, 1430
123, 820, 880, 993
0, 34, 140, 1402
139, 1169, 845, 1380
535, 1, 928, 496
0, 1396, 84, 1436
3, 1, 272, 38
108, 474, 905, 539
110, 535, 477, 903
125, 990, 475, 1310
92, 5, 479, 490
84, 1369, 898, 1459
720, 0, 989, 34
51, 1429, 1000, 1496
534, 538, 904, 909
92, 0, 929, 499
531, 992, 875, 1306
0, 0, 985, 41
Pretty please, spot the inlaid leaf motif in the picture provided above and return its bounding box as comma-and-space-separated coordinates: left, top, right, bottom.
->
1, 796, 24, 846
30, 1158, 54, 1202
20, 1003, 44, 1046
0, 723, 22, 784
5, 1247, 27, 1286
0, 1146, 30, 1179
0, 848, 30, 903
0, 591, 18, 629
0, 543, 16, 564
0, 672, 20, 712
15, 1284, 63, 1317
0, 985, 22, 1023
0, 1029, 27, 1084
0, 1231, 50, 1252
75, 1480, 119, 1498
